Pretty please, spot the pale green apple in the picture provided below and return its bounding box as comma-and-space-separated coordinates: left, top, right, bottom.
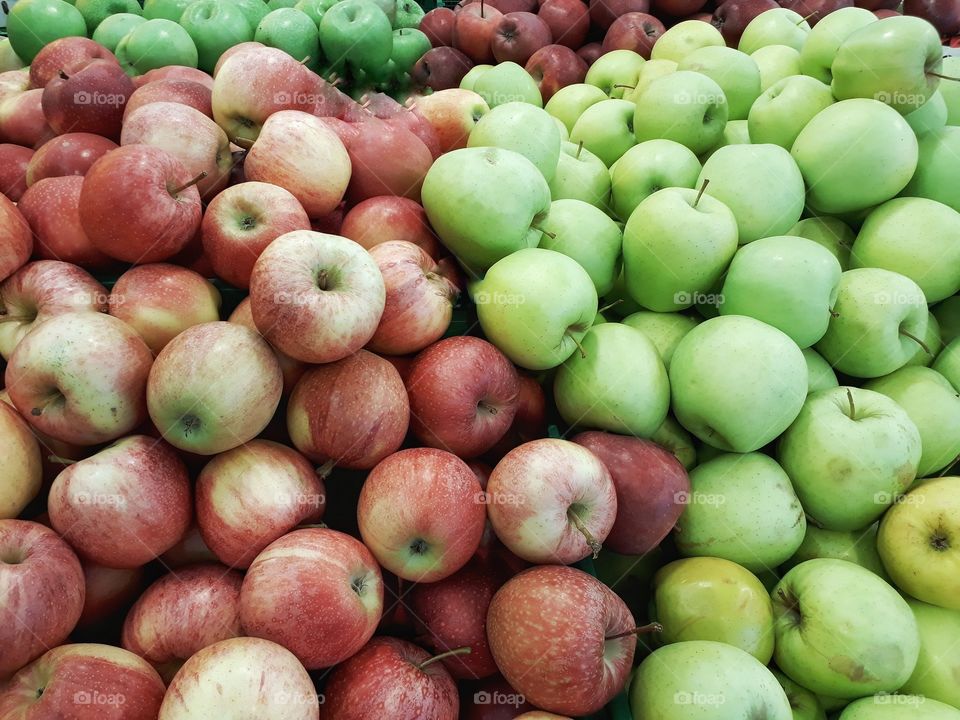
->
467, 101, 561, 182
459, 63, 492, 91
798, 6, 876, 84
751, 44, 800, 91
569, 98, 636, 167
720, 235, 841, 347
878, 476, 960, 610
787, 217, 855, 270
777, 386, 922, 530
622, 311, 699, 369
816, 268, 929, 378
293, 0, 330, 25
143, 0, 192, 20
622, 187, 738, 312
258, 8, 319, 69
792, 99, 918, 216
709, 118, 750, 152
650, 20, 725, 63
802, 347, 838, 393
548, 140, 610, 209
552, 116, 569, 141
675, 452, 805, 573
773, 672, 826, 720
553, 322, 669, 437
609, 139, 701, 221
901, 127, 960, 213
739, 8, 811, 54
933, 335, 960, 389
91, 12, 146, 51
772, 558, 920, 698
623, 58, 677, 102
747, 75, 834, 149
543, 83, 608, 133
0, 39, 26, 72
584, 49, 645, 98
905, 312, 941, 368
474, 248, 598, 370
473, 61, 542, 108
906, 91, 948, 137
935, 297, 960, 347
698, 143, 805, 244
900, 599, 960, 708
633, 71, 729, 155
653, 557, 775, 662
538, 199, 621, 295
651, 414, 697, 470
838, 696, 960, 719
782, 523, 888, 579
601, 268, 642, 318
421, 147, 550, 275
677, 46, 761, 120
942, 56, 960, 124
670, 315, 808, 452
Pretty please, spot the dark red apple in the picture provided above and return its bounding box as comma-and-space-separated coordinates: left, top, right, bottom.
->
421, 6, 458, 46
0, 144, 33, 201
412, 47, 475, 91
854, 0, 899, 10
26, 133, 117, 185
487, 374, 548, 459
41, 59, 134, 140
491, 11, 554, 64
28, 37, 118, 89
779, 0, 854, 22
537, 0, 590, 48
453, 2, 505, 64
577, 42, 603, 65
465, 0, 540, 12
525, 44, 588, 101
873, 7, 901, 14
589, 0, 650, 29
652, 0, 708, 17
712, 0, 780, 44
903, 0, 960, 34
601, 12, 665, 56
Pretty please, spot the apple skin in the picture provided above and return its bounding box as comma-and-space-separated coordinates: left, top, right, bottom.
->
147, 322, 282, 455
798, 6, 877, 84
738, 7, 811, 53
0, 643, 166, 719
195, 439, 324, 569
421, 6, 457, 46
633, 71, 728, 156
900, 599, 960, 707
747, 75, 835, 150
491, 11, 553, 65
240, 528, 383, 670
610, 140, 700, 222
589, 0, 649, 29
340, 197, 442, 259
123, 79, 213, 120
549, 139, 611, 209
0, 143, 33, 201
135, 64, 214, 88
525, 44, 588, 102
782, 522, 887, 578
487, 565, 636, 716
537, 0, 589, 49
839, 696, 960, 718
406, 89, 490, 155
77, 562, 145, 628
29, 37, 118, 89
158, 637, 320, 720
27, 133, 118, 185
122, 564, 243, 682
902, 127, 960, 214
0, 88, 52, 148
40, 58, 134, 141
453, 2, 504, 64
602, 12, 665, 58
0, 193, 31, 283
0, 520, 85, 679
412, 46, 475, 92
0, 403, 42, 520
711, 0, 780, 45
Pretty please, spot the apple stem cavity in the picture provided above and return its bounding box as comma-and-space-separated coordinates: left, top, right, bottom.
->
417, 646, 472, 671
597, 298, 623, 314
693, 179, 710, 209
899, 328, 932, 356
170, 171, 208, 196
31, 392, 62, 417
58, 70, 69, 80
604, 622, 662, 641
316, 459, 336, 478
532, 225, 556, 239
567, 506, 601, 558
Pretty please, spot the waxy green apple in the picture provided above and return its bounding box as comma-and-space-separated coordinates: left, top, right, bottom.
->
798, 6, 876, 84
747, 75, 834, 150
143, 0, 192, 20
774, 672, 826, 720
473, 61, 542, 108
91, 12, 146, 50
900, 599, 960, 707
650, 20, 724, 63
7, 0, 87, 63
623, 58, 677, 102
319, 0, 392, 71
787, 217, 855, 270
117, 19, 199, 74
651, 415, 697, 470
714, 118, 750, 149
609, 139, 701, 222
295, 0, 334, 26
548, 141, 611, 209
236, 0, 271, 27
182, 0, 254, 73
902, 127, 960, 213
393, 0, 423, 28
802, 347, 839, 393
906, 91, 948, 137
538, 199, 621, 294
677, 46, 761, 120
633, 71, 729, 155
751, 44, 800, 91
468, 101, 562, 182
782, 523, 888, 579
570, 98, 636, 167
544, 83, 608, 133
389, 28, 430, 75
738, 8, 810, 54
622, 311, 699, 369
76, 0, 141, 33
257, 8, 320, 68
459, 64, 492, 91
584, 49, 645, 99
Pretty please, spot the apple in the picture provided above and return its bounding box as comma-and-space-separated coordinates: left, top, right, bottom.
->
143, 0, 192, 20
453, 2, 504, 64
468, 101, 562, 181
407, 88, 489, 154
583, 48, 644, 98
839, 696, 960, 718
524, 44, 588, 103
135, 64, 214, 88
609, 140, 700, 221
747, 75, 835, 149
0, 88, 53, 148
570, 98, 637, 167
396, 0, 425, 27
900, 599, 960, 707
0, 403, 41, 520
782, 522, 887, 579
548, 139, 611, 208
711, 0, 779, 45
28, 37, 117, 89
589, 0, 649, 28
26, 133, 117, 186
116, 19, 199, 75
602, 13, 664, 58
622, 311, 699, 370
240, 527, 383, 669
543, 82, 607, 133
179, 0, 254, 74
538, 0, 589, 49
421, 6, 456, 45
651, 18, 724, 62
0, 194, 31, 285
0, 144, 33, 201
676, 46, 760, 121
751, 44, 801, 90
633, 72, 728, 155
320, 0, 392, 71
537, 198, 620, 294
905, 310, 943, 368
798, 6, 876, 83
227, 297, 306, 394
39, 58, 131, 141
487, 565, 636, 716
787, 216, 856, 270
340, 195, 441, 257
124, 78, 212, 121
738, 7, 811, 54
905, 90, 948, 137
490, 11, 552, 65
93, 13, 148, 51
77, 562, 144, 628
941, 56, 960, 124
7, 0, 87, 65
392, 28, 433, 77
0, 520, 85, 678
902, 127, 960, 214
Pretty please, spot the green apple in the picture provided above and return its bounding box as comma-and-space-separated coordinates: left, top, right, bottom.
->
831, 15, 944, 115
421, 147, 550, 276
900, 599, 960, 707
116, 19, 199, 74
651, 414, 696, 470
675, 452, 805, 572
906, 91, 948, 136
7, 0, 87, 63
554, 322, 669, 436
650, 19, 725, 63
878, 476, 960, 610
798, 6, 876, 84
474, 248, 598, 370
393, 0, 423, 28
773, 672, 826, 720
569, 98, 636, 167
747, 75, 834, 150
942, 56, 960, 124
143, 0, 192, 20
622, 187, 738, 312
257, 8, 320, 67
548, 141, 611, 209
467, 101, 561, 182
234, 0, 270, 27
716, 118, 750, 148
698, 143, 805, 244
602, 268, 642, 318
584, 49, 645, 99
720, 236, 841, 348
623, 58, 677, 102
777, 386, 922, 530
0, 39, 26, 72
622, 311, 699, 369
295, 0, 333, 26
319, 0, 392, 72
670, 315, 808, 452
609, 140, 701, 222
268, 0, 297, 7
936, 297, 960, 348
75, 0, 140, 33
459, 64, 492, 91
633, 71, 729, 155
365, 0, 396, 25
473, 61, 542, 108
772, 558, 920, 698
544, 83, 608, 133
905, 312, 941, 368
653, 557, 775, 662
782, 523, 888, 579
181, 0, 254, 73
901, 127, 960, 213
552, 116, 569, 141
677, 46, 761, 121
751, 44, 800, 91
390, 28, 430, 75
792, 99, 918, 215
838, 696, 960, 719
91, 12, 146, 51
739, 8, 811, 55
802, 347, 838, 393
787, 217, 855, 270
933, 335, 960, 390
538, 199, 621, 295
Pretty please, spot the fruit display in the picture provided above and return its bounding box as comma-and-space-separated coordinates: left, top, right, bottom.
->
1, 1, 960, 719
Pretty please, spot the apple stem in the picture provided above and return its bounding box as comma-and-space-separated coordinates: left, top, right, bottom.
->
797, 11, 817, 23
805, 512, 824, 529
829, 308, 839, 318
567, 507, 601, 558
938, 453, 960, 477
604, 622, 662, 641
899, 328, 932, 356
47, 455, 77, 466
58, 70, 69, 80
928, 71, 960, 82
417, 646, 471, 671
170, 171, 208, 195
693, 178, 709, 209
481, 0, 484, 15
576, 140, 584, 160
300, 56, 311, 66
0, 315, 32, 324
329, 74, 344, 88
567, 331, 587, 359
316, 459, 336, 478
846, 387, 855, 418
532, 225, 556, 239
233, 137, 254, 150
613, 84, 635, 90
597, 298, 623, 314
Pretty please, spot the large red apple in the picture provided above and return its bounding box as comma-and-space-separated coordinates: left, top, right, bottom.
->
652, 0, 708, 17
421, 6, 458, 45
453, 2, 505, 63
77, 562, 145, 628
340, 196, 442, 257
0, 88, 53, 148
134, 65, 213, 89
41, 58, 133, 140
538, 0, 590, 48
525, 44, 589, 101
0, 194, 31, 283
123, 79, 213, 120
903, 0, 959, 27
492, 11, 554, 64
712, 0, 780, 44
29, 37, 118, 89
227, 298, 306, 394
0, 143, 33, 201
602, 12, 665, 57
412, 46, 476, 91
488, 373, 548, 458
779, 0, 853, 22
589, 0, 650, 28
26, 132, 117, 185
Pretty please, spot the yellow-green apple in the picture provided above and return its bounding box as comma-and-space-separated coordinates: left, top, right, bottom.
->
632, 641, 791, 718
0, 404, 41, 519
123, 78, 213, 120
787, 217, 856, 270
0, 144, 33, 202
40, 58, 133, 141
569, 98, 635, 167
408, 88, 490, 153
196, 440, 325, 569
838, 696, 960, 718
473, 60, 543, 107
751, 44, 800, 91
905, 91, 948, 136
0, 643, 165, 719
803, 347, 839, 392
122, 564, 243, 682
0, 88, 50, 148
474, 248, 598, 370
26, 133, 118, 185
158, 637, 320, 719
798, 6, 875, 84
677, 46, 760, 120
77, 562, 144, 628
525, 44, 589, 103
0, 520, 85, 679
622, 311, 699, 369
903, 127, 960, 213
244, 110, 351, 218
622, 187, 737, 312
468, 101, 561, 181
652, 557, 774, 662
249, 231, 385, 363
900, 599, 960, 706
108, 263, 221, 354
537, 199, 620, 294
0, 195, 30, 283
777, 386, 921, 530
782, 523, 887, 579
670, 315, 808, 451
720, 235, 842, 347
738, 7, 810, 53
651, 18, 724, 61
622, 57, 678, 102
487, 565, 636, 715
358, 448, 486, 582
554, 323, 669, 437
633, 72, 728, 155
406, 336, 519, 457
240, 528, 383, 669
454, 3, 505, 64
147, 321, 282, 455
816, 268, 928, 378
792, 100, 918, 214
340, 196, 441, 258
771, 559, 920, 698
583, 49, 644, 98
5, 312, 152, 445
421, 147, 551, 276
548, 140, 611, 208
486, 438, 616, 563
29, 37, 118, 89
609, 139, 700, 222
747, 76, 834, 149
287, 350, 409, 469
543, 82, 607, 133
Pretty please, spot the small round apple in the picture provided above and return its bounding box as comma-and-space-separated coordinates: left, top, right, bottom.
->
78, 563, 145, 628
26, 132, 118, 185
340, 196, 443, 257
0, 403, 42, 520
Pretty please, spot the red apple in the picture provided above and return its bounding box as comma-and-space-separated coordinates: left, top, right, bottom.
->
0, 401, 42, 520
874, 7, 901, 14
602, 12, 665, 57
240, 528, 384, 669
779, 0, 853, 22
0, 520, 85, 679
463, 674, 537, 718
227, 298, 306, 394
421, 6, 458, 45
577, 42, 603, 65
26, 133, 117, 185
486, 565, 637, 716
407, 89, 490, 154
133, 65, 213, 89
29, 37, 117, 88
903, 0, 959, 31
469, 0, 540, 12
160, 524, 219, 569
123, 79, 213, 121
356, 93, 443, 159
492, 11, 554, 64
711, 0, 780, 44
487, 373, 548, 458
0, 89, 52, 147
525, 44, 589, 101
0, 143, 34, 200
286, 350, 409, 469
589, 0, 650, 28
0, 194, 31, 283
538, 0, 590, 49
77, 562, 145, 628
454, 2, 505, 63
652, 0, 708, 16
212, 42, 265, 77
340, 196, 442, 257
41, 58, 134, 140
